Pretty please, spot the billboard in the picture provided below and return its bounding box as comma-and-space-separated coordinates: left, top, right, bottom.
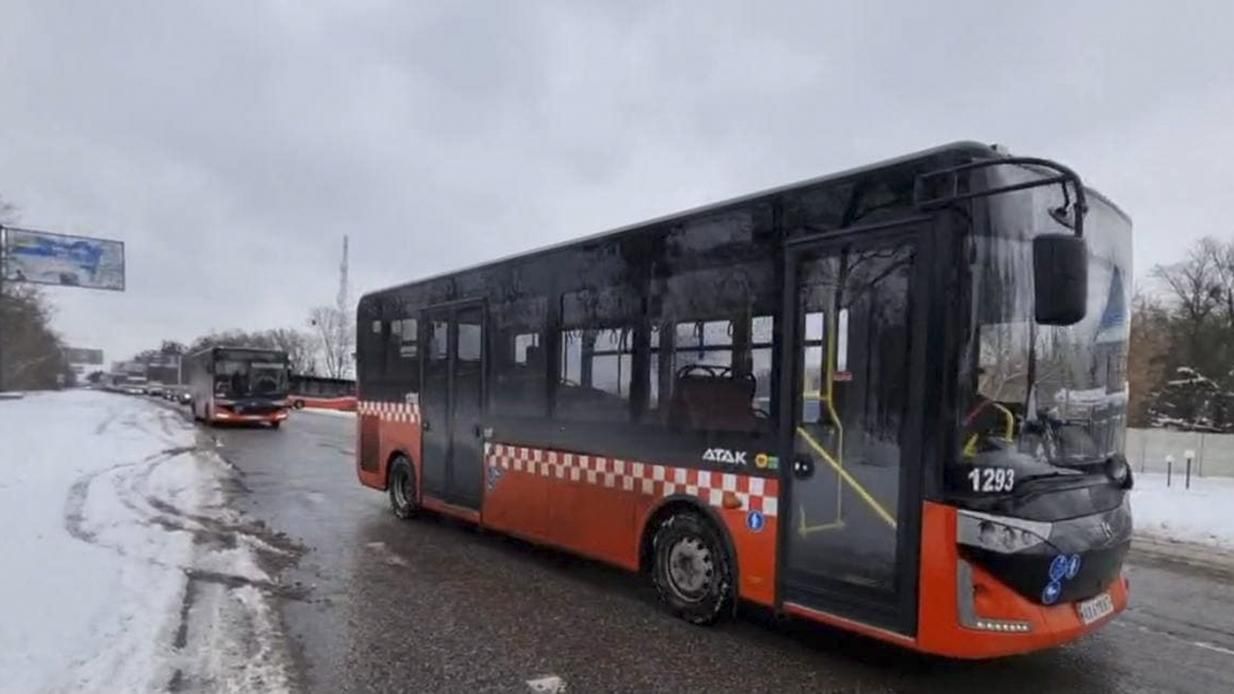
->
64, 347, 104, 365
1, 227, 125, 291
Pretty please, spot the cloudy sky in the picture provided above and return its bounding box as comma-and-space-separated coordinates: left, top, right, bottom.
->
2, 1, 1232, 364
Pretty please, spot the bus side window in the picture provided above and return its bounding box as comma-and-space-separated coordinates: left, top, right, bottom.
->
556, 286, 641, 423
652, 316, 773, 435
650, 260, 777, 435
557, 327, 635, 422
492, 296, 548, 417
385, 317, 419, 392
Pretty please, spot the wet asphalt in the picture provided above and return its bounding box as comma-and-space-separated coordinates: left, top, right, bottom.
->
204, 409, 1234, 693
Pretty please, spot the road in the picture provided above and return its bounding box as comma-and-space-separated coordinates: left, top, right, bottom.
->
202, 407, 1234, 693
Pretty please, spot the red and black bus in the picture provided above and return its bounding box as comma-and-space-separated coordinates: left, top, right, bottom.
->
185, 346, 290, 428
288, 374, 357, 411
354, 142, 1134, 658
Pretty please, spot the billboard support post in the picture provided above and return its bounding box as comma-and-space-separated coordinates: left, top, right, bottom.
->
1, 224, 7, 392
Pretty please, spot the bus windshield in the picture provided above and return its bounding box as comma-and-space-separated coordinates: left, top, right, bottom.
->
215, 358, 289, 398
957, 172, 1132, 490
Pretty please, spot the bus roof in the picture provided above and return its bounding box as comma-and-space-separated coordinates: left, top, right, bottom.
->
186, 345, 288, 359
361, 140, 1129, 302
361, 141, 998, 302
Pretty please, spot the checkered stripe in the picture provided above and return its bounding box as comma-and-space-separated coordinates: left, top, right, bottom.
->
484, 443, 779, 517
357, 400, 420, 423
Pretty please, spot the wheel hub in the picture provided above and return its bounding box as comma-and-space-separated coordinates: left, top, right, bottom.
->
667, 537, 713, 601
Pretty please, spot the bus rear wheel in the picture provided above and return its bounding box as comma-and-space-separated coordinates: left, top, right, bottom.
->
652, 511, 732, 625
388, 456, 418, 520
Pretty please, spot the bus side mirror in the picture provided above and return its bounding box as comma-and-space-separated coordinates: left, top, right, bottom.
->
1033, 234, 1088, 326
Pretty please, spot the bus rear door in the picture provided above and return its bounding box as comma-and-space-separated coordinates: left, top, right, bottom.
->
420, 302, 487, 510
780, 221, 931, 637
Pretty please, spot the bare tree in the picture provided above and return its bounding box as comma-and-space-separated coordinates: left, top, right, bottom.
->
1152, 239, 1221, 368
263, 328, 319, 375
308, 306, 353, 379
0, 283, 69, 389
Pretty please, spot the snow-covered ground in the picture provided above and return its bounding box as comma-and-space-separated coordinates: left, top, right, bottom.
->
298, 407, 356, 419
0, 390, 296, 693
1132, 472, 1234, 550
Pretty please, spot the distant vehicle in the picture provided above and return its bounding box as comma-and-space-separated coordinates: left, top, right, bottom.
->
144, 382, 165, 397
353, 143, 1134, 658
287, 374, 356, 411
183, 346, 290, 428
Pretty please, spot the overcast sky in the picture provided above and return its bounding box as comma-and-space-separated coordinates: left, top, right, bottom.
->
2, 1, 1232, 364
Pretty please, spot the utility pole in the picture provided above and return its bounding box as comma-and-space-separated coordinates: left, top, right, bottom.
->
0, 224, 8, 392
336, 235, 350, 378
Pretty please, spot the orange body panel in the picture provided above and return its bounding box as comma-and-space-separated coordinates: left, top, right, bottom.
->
356, 407, 422, 494
482, 443, 780, 605
355, 406, 1127, 657
914, 500, 1128, 659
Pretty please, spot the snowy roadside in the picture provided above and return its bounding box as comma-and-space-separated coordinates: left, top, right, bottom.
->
0, 390, 299, 693
1131, 472, 1234, 555
296, 407, 356, 419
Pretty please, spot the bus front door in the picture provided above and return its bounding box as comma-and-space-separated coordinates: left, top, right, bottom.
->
781, 224, 929, 636
420, 303, 486, 510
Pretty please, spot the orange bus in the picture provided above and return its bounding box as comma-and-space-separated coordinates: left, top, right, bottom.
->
185, 346, 290, 428
354, 143, 1133, 658
288, 374, 357, 411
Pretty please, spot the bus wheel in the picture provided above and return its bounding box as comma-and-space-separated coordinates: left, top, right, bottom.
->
388, 456, 418, 520
293, 399, 305, 409
652, 511, 732, 625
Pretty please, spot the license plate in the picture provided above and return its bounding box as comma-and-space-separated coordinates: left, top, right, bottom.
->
1077, 591, 1114, 624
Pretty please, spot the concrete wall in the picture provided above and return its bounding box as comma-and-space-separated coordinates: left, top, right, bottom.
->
1125, 428, 1234, 478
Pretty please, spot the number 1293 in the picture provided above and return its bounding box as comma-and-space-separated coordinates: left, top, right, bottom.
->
968, 467, 1015, 493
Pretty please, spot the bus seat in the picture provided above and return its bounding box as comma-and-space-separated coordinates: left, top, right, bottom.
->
669, 372, 759, 433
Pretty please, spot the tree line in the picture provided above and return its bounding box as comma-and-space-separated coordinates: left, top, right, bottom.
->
124, 305, 354, 381
1130, 237, 1234, 431
0, 197, 73, 390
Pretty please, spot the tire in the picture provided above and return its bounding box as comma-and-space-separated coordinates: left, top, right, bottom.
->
293, 399, 305, 410
270, 421, 281, 430
652, 511, 733, 625
388, 456, 418, 520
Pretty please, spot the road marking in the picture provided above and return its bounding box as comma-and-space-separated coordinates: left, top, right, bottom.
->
1195, 641, 1234, 657
1115, 620, 1234, 657
526, 674, 566, 692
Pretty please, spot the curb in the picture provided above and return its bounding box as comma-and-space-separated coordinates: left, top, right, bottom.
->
1130, 533, 1234, 578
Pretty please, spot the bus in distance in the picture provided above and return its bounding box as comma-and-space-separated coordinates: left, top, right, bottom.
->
354, 142, 1133, 658
184, 346, 291, 428
288, 374, 357, 411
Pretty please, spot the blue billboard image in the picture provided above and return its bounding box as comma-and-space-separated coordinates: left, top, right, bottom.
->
1, 227, 125, 291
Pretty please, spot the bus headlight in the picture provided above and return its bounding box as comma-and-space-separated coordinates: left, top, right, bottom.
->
957, 510, 1051, 554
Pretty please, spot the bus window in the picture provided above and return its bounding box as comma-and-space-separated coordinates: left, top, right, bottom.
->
493, 296, 548, 417
381, 317, 419, 389
557, 327, 634, 422
648, 315, 774, 434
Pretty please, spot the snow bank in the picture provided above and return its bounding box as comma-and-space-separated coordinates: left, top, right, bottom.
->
0, 391, 295, 692
1132, 472, 1234, 550
298, 407, 356, 419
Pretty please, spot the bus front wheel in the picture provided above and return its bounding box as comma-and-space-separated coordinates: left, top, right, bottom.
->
652, 511, 732, 625
388, 456, 418, 520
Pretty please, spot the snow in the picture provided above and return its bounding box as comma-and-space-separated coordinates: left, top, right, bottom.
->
1132, 472, 1234, 550
298, 407, 356, 419
0, 390, 293, 693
